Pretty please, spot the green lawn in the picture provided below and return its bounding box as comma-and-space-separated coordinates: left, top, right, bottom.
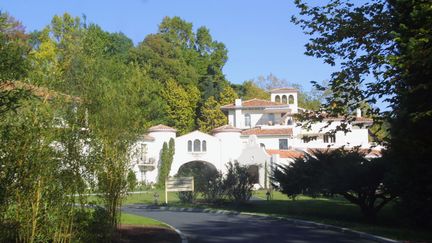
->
120, 213, 168, 228
118, 189, 432, 241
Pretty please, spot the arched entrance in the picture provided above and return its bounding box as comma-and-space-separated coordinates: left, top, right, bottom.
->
176, 161, 218, 185
176, 161, 218, 201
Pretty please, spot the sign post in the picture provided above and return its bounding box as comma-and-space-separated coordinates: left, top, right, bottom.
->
165, 177, 194, 204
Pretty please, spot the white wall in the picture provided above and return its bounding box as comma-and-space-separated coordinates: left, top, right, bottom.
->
214, 132, 243, 169
170, 131, 222, 176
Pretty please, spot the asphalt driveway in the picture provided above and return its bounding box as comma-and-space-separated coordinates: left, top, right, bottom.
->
122, 205, 384, 243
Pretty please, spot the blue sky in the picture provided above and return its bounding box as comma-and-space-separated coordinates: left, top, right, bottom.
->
1, 0, 337, 90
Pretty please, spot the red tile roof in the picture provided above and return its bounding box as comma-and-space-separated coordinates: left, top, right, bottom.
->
270, 88, 299, 93
241, 127, 293, 136
266, 149, 304, 159
306, 148, 382, 157
148, 124, 177, 132
211, 124, 242, 134
221, 98, 289, 109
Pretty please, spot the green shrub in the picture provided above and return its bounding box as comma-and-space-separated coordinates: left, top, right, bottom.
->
224, 161, 254, 204
127, 169, 138, 192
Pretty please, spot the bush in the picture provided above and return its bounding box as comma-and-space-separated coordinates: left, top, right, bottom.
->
224, 161, 254, 204
73, 207, 112, 243
201, 170, 225, 203
127, 169, 137, 192
177, 191, 195, 204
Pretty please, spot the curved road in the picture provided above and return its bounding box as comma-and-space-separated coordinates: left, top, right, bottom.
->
123, 205, 382, 243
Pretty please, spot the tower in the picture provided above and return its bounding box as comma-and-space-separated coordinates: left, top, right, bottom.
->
270, 88, 298, 113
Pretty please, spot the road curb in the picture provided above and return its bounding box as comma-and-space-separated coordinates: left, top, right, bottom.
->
164, 222, 188, 243
126, 204, 400, 243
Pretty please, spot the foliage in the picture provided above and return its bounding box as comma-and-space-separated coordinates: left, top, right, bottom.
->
127, 169, 138, 192
224, 161, 254, 204
0, 12, 31, 115
161, 79, 200, 134
236, 80, 270, 100
198, 96, 227, 132
219, 84, 238, 106
292, 0, 432, 226
272, 148, 395, 222
157, 139, 175, 189
201, 170, 225, 203
0, 12, 30, 82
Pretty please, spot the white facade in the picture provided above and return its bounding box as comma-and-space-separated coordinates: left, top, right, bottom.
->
130, 88, 378, 188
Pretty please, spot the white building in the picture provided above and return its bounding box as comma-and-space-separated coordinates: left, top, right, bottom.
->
131, 88, 379, 188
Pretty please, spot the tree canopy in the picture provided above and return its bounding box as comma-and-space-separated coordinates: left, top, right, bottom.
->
292, 0, 432, 226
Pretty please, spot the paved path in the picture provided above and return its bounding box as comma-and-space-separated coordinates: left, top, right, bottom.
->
123, 205, 381, 243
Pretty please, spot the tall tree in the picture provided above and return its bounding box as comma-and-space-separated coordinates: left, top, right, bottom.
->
0, 12, 31, 115
292, 0, 432, 226
219, 84, 239, 106
161, 79, 200, 134
198, 96, 227, 133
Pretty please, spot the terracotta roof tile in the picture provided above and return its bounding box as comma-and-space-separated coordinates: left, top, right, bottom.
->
266, 149, 304, 159
211, 124, 242, 133
269, 88, 299, 93
307, 148, 382, 157
241, 127, 293, 136
148, 124, 177, 132
221, 98, 289, 109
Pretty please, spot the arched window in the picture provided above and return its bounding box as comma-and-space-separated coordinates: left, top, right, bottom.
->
193, 139, 201, 152
187, 140, 192, 152
202, 140, 207, 152
275, 95, 281, 103
245, 113, 251, 127
282, 95, 287, 104
288, 95, 294, 104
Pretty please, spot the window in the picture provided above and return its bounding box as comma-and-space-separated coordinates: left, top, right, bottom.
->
202, 140, 207, 152
245, 113, 251, 127
275, 95, 281, 103
288, 95, 294, 104
260, 143, 265, 148
187, 140, 192, 152
323, 134, 336, 143
287, 117, 293, 125
268, 113, 275, 123
279, 139, 288, 150
282, 95, 287, 104
193, 139, 201, 152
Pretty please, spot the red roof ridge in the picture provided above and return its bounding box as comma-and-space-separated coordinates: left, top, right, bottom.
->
148, 124, 177, 132
241, 127, 293, 136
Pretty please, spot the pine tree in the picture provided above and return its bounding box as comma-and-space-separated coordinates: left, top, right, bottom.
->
198, 96, 226, 133
219, 84, 238, 106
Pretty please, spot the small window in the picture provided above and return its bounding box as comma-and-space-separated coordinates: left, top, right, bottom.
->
275, 95, 281, 103
268, 113, 275, 123
282, 95, 287, 104
279, 139, 288, 150
187, 140, 192, 152
193, 139, 201, 152
287, 117, 293, 125
323, 134, 336, 143
202, 140, 207, 152
245, 113, 251, 127
288, 95, 294, 104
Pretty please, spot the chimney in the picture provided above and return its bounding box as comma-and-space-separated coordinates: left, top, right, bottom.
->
356, 108, 362, 118
235, 98, 242, 106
